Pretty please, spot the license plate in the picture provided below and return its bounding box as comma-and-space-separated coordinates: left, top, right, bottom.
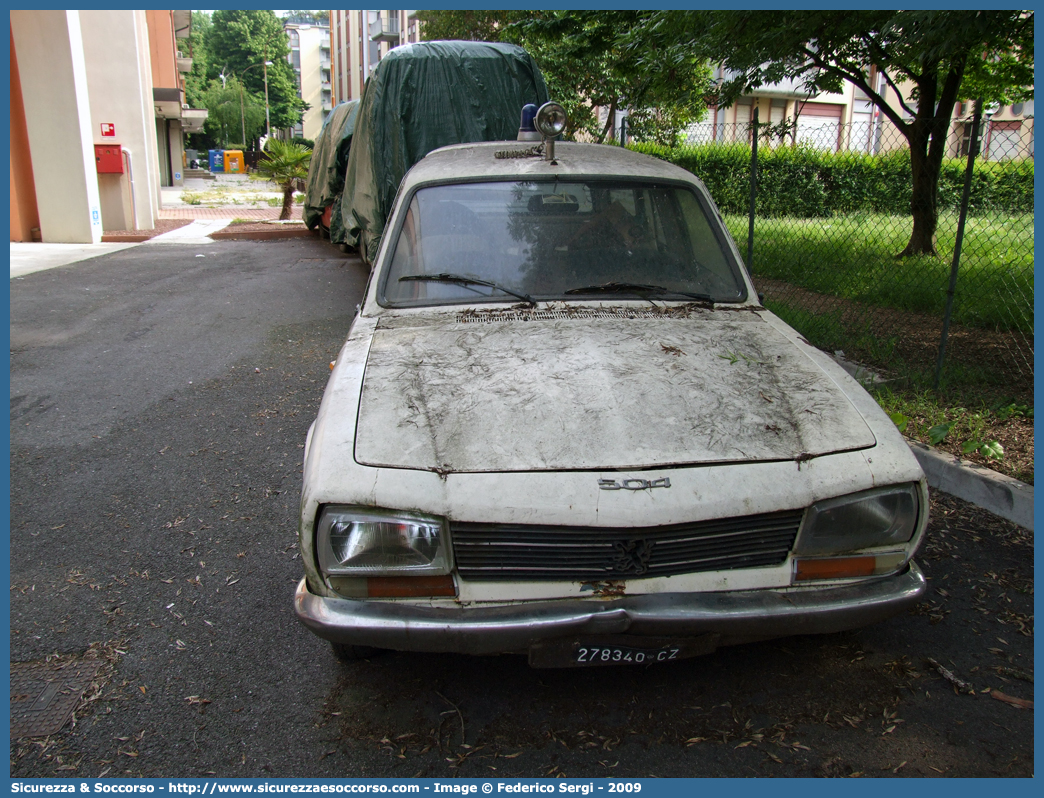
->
528, 634, 719, 668
575, 644, 679, 665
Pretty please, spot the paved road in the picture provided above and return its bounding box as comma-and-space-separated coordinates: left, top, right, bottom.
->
10, 240, 1033, 778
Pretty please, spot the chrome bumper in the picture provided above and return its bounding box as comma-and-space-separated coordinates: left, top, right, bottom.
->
294, 564, 926, 655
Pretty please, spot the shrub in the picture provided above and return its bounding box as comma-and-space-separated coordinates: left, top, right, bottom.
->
630, 142, 1034, 218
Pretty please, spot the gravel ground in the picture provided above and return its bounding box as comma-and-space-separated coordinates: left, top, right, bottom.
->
10, 240, 1033, 778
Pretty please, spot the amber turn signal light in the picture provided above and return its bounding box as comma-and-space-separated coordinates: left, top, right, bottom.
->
794, 556, 877, 581
365, 575, 457, 597
327, 574, 457, 598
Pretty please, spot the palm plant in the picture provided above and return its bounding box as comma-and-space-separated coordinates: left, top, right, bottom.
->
253, 138, 312, 220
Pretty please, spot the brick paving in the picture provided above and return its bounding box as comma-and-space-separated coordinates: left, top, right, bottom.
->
158, 206, 303, 220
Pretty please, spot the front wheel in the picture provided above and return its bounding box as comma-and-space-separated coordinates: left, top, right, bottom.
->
330, 641, 385, 663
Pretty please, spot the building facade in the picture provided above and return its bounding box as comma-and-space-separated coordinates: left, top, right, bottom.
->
10, 10, 206, 242
328, 10, 420, 106
684, 66, 1033, 160
284, 18, 331, 141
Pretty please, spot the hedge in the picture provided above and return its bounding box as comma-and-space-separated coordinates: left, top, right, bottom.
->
630, 141, 1034, 218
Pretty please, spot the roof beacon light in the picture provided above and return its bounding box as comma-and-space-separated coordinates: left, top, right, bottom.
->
517, 104, 540, 141
535, 102, 567, 162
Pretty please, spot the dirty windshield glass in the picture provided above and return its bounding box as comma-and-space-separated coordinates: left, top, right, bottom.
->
380, 181, 747, 306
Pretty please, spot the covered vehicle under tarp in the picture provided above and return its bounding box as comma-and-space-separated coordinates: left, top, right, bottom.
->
335, 40, 549, 261
303, 99, 361, 233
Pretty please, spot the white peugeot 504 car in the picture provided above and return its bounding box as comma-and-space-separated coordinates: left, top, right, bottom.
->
294, 122, 928, 668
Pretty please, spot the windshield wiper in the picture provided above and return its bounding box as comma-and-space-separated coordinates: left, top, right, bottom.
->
564, 282, 714, 303
399, 273, 535, 306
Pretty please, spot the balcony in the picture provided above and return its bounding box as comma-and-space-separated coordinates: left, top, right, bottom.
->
369, 17, 400, 42
176, 52, 193, 73
173, 10, 191, 39
720, 67, 813, 100
181, 108, 208, 134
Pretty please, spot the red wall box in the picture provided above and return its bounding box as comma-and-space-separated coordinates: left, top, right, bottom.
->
94, 144, 124, 174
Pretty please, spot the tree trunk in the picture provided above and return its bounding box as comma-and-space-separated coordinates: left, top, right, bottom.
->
897, 59, 964, 259
596, 98, 617, 144
900, 132, 939, 257
280, 185, 294, 220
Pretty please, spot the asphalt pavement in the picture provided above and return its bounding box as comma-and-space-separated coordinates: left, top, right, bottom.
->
9, 239, 1034, 778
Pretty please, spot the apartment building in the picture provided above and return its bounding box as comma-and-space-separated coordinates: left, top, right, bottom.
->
10, 10, 207, 242
328, 10, 421, 105
284, 18, 331, 140
685, 67, 883, 152
687, 66, 1033, 160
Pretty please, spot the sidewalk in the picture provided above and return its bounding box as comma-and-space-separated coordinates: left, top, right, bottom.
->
158, 207, 303, 220
142, 219, 232, 244
10, 242, 139, 278
158, 178, 303, 220
11, 179, 301, 271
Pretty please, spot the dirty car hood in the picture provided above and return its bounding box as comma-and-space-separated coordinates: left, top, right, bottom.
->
354, 308, 876, 473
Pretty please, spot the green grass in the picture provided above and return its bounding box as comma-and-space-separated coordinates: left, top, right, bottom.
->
763, 301, 901, 361
725, 212, 1034, 333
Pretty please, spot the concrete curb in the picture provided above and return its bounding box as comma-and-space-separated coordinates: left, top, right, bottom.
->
101, 234, 152, 243
209, 227, 314, 241
907, 440, 1033, 531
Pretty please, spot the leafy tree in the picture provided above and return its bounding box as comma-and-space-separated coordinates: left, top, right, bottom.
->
207, 10, 306, 133
183, 11, 212, 111
253, 139, 312, 220
417, 10, 712, 145
416, 10, 518, 43
633, 10, 1034, 257
201, 77, 266, 148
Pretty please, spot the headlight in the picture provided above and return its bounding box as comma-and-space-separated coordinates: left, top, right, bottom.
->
795, 484, 920, 556
316, 507, 452, 576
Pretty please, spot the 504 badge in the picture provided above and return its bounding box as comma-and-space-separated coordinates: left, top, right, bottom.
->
598, 477, 671, 491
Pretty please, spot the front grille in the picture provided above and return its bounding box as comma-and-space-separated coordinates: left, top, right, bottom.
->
451, 509, 804, 581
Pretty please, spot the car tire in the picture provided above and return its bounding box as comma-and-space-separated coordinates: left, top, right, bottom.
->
330, 641, 384, 662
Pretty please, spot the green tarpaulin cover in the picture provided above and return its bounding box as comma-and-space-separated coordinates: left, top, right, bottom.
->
303, 99, 361, 231
334, 41, 549, 259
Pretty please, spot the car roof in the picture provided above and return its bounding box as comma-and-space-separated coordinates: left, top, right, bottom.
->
401, 141, 701, 188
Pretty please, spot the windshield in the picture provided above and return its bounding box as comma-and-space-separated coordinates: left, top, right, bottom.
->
380, 180, 748, 306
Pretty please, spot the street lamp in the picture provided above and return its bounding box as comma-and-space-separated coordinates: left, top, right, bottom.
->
262, 59, 273, 138
233, 59, 274, 144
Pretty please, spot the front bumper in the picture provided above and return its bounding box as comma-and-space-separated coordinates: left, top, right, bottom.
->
294, 564, 926, 655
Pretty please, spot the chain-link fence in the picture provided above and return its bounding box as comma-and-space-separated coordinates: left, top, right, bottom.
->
634, 112, 1034, 400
